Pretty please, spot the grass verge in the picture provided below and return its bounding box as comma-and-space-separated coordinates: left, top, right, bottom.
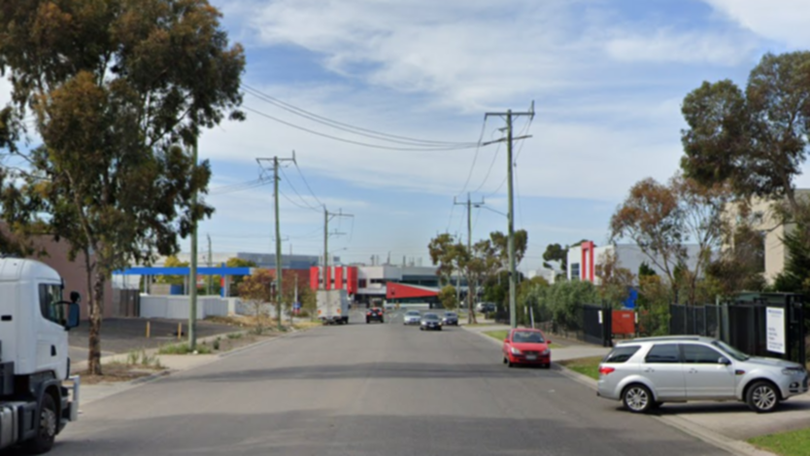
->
158, 343, 213, 355
749, 428, 810, 456
556, 356, 604, 381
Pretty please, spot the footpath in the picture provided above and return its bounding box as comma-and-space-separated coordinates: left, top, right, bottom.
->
461, 323, 810, 456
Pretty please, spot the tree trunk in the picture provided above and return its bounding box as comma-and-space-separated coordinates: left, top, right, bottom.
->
87, 269, 106, 376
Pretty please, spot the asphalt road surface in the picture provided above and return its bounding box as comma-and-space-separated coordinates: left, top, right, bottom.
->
44, 310, 729, 456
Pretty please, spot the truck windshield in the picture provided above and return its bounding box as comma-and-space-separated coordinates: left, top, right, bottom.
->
39, 283, 64, 325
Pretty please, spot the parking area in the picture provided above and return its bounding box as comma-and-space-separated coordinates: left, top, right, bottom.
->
68, 318, 239, 364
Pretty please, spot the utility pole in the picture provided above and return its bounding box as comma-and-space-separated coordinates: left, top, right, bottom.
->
323, 207, 353, 289
207, 234, 212, 296
484, 102, 534, 329
188, 139, 199, 350
454, 193, 485, 316
257, 155, 295, 330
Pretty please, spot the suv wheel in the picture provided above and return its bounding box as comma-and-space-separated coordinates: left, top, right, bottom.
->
746, 381, 779, 413
622, 384, 653, 413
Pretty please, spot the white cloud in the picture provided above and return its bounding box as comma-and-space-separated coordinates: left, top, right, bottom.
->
222, 0, 591, 110
702, 0, 810, 49
605, 30, 756, 65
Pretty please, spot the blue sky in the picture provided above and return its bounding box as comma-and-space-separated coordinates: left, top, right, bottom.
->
6, 0, 804, 272
180, 0, 810, 272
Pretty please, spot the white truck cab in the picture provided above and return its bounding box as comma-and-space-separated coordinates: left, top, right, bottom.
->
0, 258, 80, 454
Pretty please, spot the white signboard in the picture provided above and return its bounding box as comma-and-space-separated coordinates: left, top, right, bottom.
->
766, 307, 785, 355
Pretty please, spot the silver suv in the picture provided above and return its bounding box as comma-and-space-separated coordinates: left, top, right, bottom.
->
597, 336, 808, 414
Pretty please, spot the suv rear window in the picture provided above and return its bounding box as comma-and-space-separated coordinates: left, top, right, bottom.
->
603, 345, 640, 363
645, 344, 680, 363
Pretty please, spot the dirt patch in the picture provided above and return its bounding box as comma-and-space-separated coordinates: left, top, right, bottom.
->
77, 363, 164, 384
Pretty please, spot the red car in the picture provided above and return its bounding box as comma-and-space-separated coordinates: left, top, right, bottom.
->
502, 328, 551, 368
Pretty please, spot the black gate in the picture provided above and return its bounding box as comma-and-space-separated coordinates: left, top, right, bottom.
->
669, 304, 721, 338
580, 304, 612, 347
726, 293, 805, 364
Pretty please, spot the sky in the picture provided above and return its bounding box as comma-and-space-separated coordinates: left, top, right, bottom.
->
6, 0, 810, 273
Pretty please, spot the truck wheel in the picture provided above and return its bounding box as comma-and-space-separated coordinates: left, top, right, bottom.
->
24, 393, 57, 454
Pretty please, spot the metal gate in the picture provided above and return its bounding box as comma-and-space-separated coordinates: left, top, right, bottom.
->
727, 293, 805, 364
580, 304, 612, 347
669, 304, 721, 338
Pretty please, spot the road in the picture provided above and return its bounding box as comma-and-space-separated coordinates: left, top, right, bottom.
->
44, 310, 729, 456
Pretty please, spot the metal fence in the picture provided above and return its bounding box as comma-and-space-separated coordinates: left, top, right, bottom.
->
669, 304, 721, 339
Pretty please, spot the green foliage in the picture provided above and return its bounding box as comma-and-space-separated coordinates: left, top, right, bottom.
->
437, 285, 458, 310
635, 275, 671, 336
155, 255, 189, 285
543, 243, 568, 271
158, 343, 213, 355
428, 230, 528, 323
558, 357, 603, 380
748, 427, 810, 456
0, 0, 245, 375
125, 349, 162, 368
681, 52, 810, 219
238, 268, 273, 334
771, 226, 810, 295
483, 330, 509, 341
638, 262, 657, 277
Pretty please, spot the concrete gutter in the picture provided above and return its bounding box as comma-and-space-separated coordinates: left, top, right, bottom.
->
460, 325, 776, 456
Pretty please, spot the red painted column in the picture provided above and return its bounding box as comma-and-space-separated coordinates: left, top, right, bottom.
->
346, 267, 358, 295
581, 241, 595, 282
335, 266, 344, 291
310, 267, 319, 290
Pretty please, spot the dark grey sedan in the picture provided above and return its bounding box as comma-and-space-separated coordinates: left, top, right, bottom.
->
420, 313, 442, 331
442, 312, 458, 326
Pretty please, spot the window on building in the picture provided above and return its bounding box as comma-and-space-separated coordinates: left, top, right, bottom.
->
570, 263, 580, 281
358, 279, 367, 288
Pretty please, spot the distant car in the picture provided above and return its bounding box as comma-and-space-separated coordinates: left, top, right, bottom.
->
476, 302, 496, 313
403, 310, 421, 325
420, 313, 442, 331
597, 336, 809, 414
442, 312, 458, 326
366, 307, 384, 324
503, 328, 551, 368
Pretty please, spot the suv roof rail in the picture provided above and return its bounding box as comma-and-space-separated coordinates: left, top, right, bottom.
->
618, 335, 704, 344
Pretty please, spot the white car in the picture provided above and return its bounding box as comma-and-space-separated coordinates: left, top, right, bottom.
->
597, 336, 808, 414
403, 310, 421, 325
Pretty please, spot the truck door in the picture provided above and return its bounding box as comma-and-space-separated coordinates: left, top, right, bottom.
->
36, 283, 68, 379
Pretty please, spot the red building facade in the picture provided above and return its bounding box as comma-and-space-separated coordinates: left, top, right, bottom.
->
309, 266, 358, 296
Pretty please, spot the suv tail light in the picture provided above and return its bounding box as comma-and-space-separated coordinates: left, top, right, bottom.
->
598, 366, 615, 376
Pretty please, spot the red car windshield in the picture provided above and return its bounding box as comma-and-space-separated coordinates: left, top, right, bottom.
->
512, 331, 545, 343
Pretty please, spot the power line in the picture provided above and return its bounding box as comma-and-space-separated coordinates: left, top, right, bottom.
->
209, 178, 271, 195
512, 117, 534, 229
455, 116, 488, 197
279, 165, 321, 212
293, 159, 324, 208
242, 84, 478, 147
484, 118, 531, 197
242, 105, 481, 152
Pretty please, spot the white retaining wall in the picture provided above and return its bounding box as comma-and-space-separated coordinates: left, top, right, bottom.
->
139, 295, 231, 319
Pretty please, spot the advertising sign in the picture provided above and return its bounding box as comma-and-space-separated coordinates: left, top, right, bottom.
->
766, 307, 786, 354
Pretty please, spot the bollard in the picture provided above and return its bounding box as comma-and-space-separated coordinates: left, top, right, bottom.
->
177, 322, 182, 340
146, 321, 151, 339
